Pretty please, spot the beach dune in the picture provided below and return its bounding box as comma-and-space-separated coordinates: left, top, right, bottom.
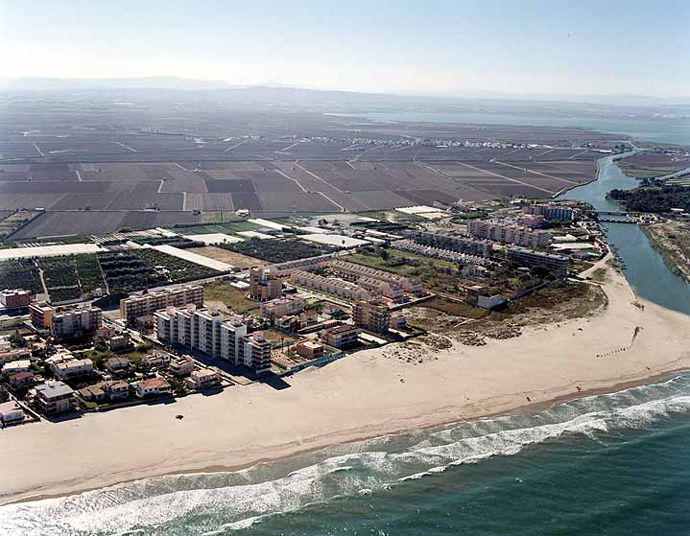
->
1, 259, 689, 505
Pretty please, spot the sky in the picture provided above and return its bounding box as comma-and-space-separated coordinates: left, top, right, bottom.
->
0, 0, 688, 98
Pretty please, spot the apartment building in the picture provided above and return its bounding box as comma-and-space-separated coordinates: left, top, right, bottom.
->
525, 203, 574, 221
290, 270, 371, 301
50, 306, 103, 340
249, 266, 282, 301
329, 260, 424, 297
260, 296, 305, 321
414, 231, 492, 256
322, 324, 360, 349
468, 220, 551, 249
241, 333, 272, 373
155, 306, 270, 372
0, 289, 31, 309
29, 302, 55, 330
351, 300, 391, 333
120, 285, 203, 322
506, 246, 569, 276
35, 381, 77, 415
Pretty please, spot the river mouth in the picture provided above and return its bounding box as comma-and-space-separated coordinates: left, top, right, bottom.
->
559, 153, 690, 315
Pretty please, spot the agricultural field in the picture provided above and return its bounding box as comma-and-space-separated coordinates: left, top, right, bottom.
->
170, 221, 262, 235
0, 210, 38, 239
38, 255, 105, 303
221, 238, 328, 263
98, 249, 221, 294
0, 91, 624, 241
186, 246, 263, 268
0, 259, 43, 295
617, 151, 690, 178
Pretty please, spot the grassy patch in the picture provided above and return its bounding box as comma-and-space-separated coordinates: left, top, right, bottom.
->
423, 297, 487, 319
204, 281, 257, 311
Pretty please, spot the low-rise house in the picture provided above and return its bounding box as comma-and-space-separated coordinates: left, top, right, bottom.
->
0, 346, 31, 365
78, 384, 106, 402
136, 377, 172, 398
275, 314, 301, 332
106, 334, 133, 353
142, 350, 171, 369
45, 350, 75, 370
9, 371, 35, 389
321, 325, 360, 349
53, 358, 94, 380
34, 381, 77, 415
295, 340, 325, 360
105, 357, 131, 375
0, 401, 25, 424
2, 359, 31, 376
169, 355, 194, 377
390, 315, 408, 330
186, 369, 220, 390
104, 380, 130, 401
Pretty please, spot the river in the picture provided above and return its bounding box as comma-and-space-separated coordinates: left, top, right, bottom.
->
557, 153, 690, 315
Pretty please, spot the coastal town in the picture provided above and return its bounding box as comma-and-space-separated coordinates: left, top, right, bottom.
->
2, 189, 674, 426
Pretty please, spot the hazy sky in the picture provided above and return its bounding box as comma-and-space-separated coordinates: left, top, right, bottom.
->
1, 0, 688, 97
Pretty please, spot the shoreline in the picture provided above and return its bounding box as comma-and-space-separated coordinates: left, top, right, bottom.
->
2, 258, 690, 507
11, 366, 687, 508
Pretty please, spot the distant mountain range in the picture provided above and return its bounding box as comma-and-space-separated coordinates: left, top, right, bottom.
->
1, 76, 688, 110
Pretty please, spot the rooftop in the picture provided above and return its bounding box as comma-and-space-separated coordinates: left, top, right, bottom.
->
35, 381, 75, 398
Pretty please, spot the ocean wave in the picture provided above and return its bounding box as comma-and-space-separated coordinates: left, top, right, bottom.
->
2, 374, 690, 536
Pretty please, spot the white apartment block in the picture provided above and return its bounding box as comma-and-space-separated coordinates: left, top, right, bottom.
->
154, 306, 271, 373
468, 220, 551, 249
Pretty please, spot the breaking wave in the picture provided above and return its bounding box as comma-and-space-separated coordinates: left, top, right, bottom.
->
2, 374, 690, 535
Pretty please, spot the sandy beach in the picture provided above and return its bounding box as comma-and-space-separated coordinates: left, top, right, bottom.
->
2, 257, 690, 506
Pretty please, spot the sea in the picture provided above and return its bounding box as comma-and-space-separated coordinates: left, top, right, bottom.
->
2, 113, 690, 535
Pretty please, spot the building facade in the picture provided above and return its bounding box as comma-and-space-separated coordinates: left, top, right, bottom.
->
0, 289, 31, 309
468, 220, 551, 249
351, 300, 392, 333
506, 247, 569, 276
155, 306, 271, 372
50, 306, 103, 339
414, 231, 492, 256
29, 302, 55, 330
525, 203, 574, 221
35, 381, 77, 415
322, 325, 360, 349
120, 285, 203, 322
249, 266, 282, 301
